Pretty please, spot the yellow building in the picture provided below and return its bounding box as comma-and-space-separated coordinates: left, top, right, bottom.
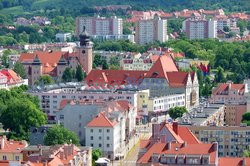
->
0, 136, 27, 161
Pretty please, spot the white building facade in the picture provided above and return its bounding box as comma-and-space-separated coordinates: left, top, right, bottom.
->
135, 15, 168, 45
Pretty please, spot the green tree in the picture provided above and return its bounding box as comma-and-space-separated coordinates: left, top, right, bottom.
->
44, 125, 80, 146
14, 62, 27, 79
36, 75, 55, 85
0, 88, 47, 140
1, 54, 9, 68
75, 65, 84, 82
242, 112, 250, 126
223, 26, 230, 32
169, 106, 187, 120
92, 149, 102, 166
214, 67, 226, 83
62, 67, 73, 82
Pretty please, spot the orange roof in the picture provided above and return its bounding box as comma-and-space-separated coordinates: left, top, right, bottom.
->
0, 136, 27, 153
87, 112, 117, 127
145, 55, 178, 79
218, 157, 250, 166
19, 51, 66, 64
178, 126, 201, 144
137, 142, 216, 164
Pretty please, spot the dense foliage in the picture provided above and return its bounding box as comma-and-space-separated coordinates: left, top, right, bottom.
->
35, 75, 55, 85
0, 86, 47, 140
44, 125, 80, 146
14, 62, 27, 79
169, 106, 188, 120
0, 0, 249, 16
242, 112, 250, 126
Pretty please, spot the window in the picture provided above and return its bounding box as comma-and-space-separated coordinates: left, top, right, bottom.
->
99, 144, 102, 147
79, 115, 82, 119
107, 136, 110, 140
15, 156, 19, 161
79, 123, 81, 127
3, 155, 7, 160
91, 144, 94, 147
90, 136, 93, 140
99, 129, 102, 133
107, 144, 110, 148
78, 131, 81, 136
60, 115, 64, 120
90, 129, 93, 133
107, 129, 110, 133
99, 136, 102, 140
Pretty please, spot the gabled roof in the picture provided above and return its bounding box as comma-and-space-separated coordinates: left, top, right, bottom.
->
160, 123, 200, 144
19, 51, 66, 65
137, 142, 216, 164
0, 69, 22, 84
213, 83, 246, 95
145, 55, 178, 79
86, 112, 117, 128
166, 71, 192, 87
86, 70, 147, 86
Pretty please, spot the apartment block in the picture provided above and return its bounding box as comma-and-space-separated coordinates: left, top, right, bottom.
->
182, 15, 217, 39
29, 83, 141, 122
75, 16, 123, 37
188, 125, 250, 157
135, 14, 168, 45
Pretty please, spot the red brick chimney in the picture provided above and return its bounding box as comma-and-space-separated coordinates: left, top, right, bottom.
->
173, 122, 178, 135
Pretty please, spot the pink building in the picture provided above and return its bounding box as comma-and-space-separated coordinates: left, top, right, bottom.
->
210, 82, 248, 126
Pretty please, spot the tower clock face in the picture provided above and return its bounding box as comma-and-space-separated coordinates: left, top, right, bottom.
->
82, 50, 85, 54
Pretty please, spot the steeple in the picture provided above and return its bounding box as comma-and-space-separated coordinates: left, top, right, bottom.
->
32, 54, 41, 65
57, 55, 67, 66
79, 26, 91, 46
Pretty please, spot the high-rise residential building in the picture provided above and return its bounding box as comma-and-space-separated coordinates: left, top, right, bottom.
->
75, 16, 123, 37
135, 14, 168, 45
182, 15, 217, 39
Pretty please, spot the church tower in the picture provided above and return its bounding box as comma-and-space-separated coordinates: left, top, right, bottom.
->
77, 26, 93, 74
30, 54, 42, 85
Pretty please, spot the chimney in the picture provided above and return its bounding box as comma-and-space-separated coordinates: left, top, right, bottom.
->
60, 150, 64, 160
228, 82, 232, 90
242, 158, 246, 166
212, 142, 218, 151
182, 142, 187, 148
167, 142, 171, 150
0, 136, 5, 149
173, 122, 178, 135
152, 124, 160, 139
160, 135, 166, 143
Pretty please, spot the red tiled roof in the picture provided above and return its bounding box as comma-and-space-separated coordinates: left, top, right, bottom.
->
145, 55, 178, 79
0, 136, 27, 153
213, 83, 246, 95
87, 112, 117, 127
166, 71, 195, 87
218, 157, 250, 166
19, 51, 65, 64
86, 70, 147, 86
137, 142, 216, 164
0, 69, 22, 84
116, 100, 131, 110
178, 126, 201, 144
